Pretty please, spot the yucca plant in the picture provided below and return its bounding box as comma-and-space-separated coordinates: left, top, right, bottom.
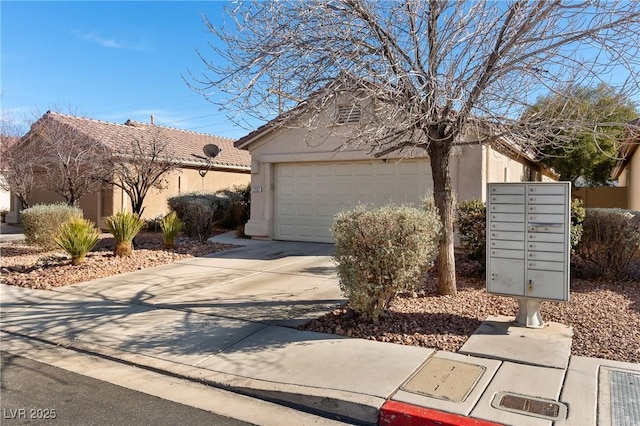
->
105, 212, 145, 257
54, 217, 101, 265
160, 211, 184, 249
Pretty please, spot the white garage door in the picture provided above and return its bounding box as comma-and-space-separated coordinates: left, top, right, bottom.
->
274, 160, 433, 243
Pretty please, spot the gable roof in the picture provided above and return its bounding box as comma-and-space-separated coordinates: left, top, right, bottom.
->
26, 111, 250, 170
233, 84, 555, 178
611, 118, 640, 179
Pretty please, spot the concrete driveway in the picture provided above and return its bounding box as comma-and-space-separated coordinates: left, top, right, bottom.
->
52, 238, 344, 327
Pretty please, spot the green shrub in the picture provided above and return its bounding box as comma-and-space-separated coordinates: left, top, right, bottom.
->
456, 199, 486, 265
569, 199, 586, 252
167, 193, 229, 242
216, 184, 251, 230
332, 203, 442, 325
55, 217, 101, 265
576, 208, 640, 280
105, 212, 145, 257
21, 203, 83, 250
160, 211, 184, 249
456, 197, 587, 271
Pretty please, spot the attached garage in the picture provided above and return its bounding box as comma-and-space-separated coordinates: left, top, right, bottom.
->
235, 91, 555, 244
274, 160, 433, 242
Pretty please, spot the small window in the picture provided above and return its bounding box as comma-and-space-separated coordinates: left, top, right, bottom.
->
336, 105, 362, 124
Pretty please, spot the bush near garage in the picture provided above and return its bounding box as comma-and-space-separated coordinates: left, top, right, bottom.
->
331, 202, 442, 325
575, 208, 640, 280
21, 203, 83, 250
215, 184, 251, 232
167, 193, 230, 242
167, 185, 251, 242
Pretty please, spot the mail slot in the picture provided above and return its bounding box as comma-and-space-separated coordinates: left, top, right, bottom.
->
491, 195, 526, 204
491, 222, 525, 232
528, 204, 565, 214
527, 214, 565, 223
528, 195, 565, 204
491, 185, 525, 195
492, 204, 525, 213
527, 232, 565, 243
528, 223, 564, 233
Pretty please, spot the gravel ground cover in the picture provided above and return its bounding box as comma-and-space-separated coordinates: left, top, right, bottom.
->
300, 254, 640, 364
0, 232, 237, 290
1, 235, 638, 363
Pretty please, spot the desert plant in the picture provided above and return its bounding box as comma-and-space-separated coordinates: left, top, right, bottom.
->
332, 203, 442, 325
105, 211, 145, 256
54, 217, 101, 265
576, 208, 640, 280
21, 203, 83, 250
160, 211, 184, 249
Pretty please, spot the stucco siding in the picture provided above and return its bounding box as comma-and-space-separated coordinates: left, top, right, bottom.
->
628, 150, 640, 211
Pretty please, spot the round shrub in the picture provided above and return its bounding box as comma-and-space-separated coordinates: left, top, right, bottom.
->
332, 203, 442, 325
576, 208, 640, 280
167, 193, 230, 242
21, 203, 83, 250
456, 199, 486, 264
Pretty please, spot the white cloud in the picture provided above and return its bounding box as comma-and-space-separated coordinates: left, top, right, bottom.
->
71, 30, 146, 51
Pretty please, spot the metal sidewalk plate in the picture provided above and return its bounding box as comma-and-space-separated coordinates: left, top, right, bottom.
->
400, 357, 485, 403
491, 391, 568, 421
610, 370, 640, 426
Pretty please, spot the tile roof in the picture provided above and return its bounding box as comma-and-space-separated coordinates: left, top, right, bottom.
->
30, 112, 250, 170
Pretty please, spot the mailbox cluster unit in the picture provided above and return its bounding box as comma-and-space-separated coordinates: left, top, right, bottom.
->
486, 182, 571, 326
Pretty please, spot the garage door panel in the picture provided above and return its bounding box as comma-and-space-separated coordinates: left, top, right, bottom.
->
275, 160, 432, 242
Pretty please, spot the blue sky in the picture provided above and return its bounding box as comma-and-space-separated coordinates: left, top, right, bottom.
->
1, 1, 257, 139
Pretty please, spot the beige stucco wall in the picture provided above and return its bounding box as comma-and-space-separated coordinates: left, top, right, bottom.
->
105, 168, 250, 224
125, 167, 250, 221
25, 167, 249, 228
242, 122, 542, 240
626, 151, 639, 211
27, 188, 101, 225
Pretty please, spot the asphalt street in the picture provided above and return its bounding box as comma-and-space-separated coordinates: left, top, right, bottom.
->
0, 352, 252, 426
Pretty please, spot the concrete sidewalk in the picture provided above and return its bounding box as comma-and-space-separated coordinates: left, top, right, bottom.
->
1, 234, 638, 425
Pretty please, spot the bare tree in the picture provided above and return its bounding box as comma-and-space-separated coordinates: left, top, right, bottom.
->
26, 112, 108, 206
189, 0, 640, 295
104, 126, 178, 217
0, 118, 36, 209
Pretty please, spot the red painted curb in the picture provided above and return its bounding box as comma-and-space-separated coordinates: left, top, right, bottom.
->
379, 400, 504, 426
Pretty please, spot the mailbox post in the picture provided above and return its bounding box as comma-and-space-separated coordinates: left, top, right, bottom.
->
486, 182, 571, 327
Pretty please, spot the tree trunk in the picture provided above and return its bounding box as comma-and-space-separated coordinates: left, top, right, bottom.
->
428, 140, 457, 296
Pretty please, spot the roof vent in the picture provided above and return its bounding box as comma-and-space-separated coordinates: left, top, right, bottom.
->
336, 105, 362, 124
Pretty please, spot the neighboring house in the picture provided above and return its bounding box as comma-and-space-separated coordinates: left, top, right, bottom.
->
236, 100, 555, 243
611, 118, 640, 211
0, 136, 20, 223
13, 112, 250, 227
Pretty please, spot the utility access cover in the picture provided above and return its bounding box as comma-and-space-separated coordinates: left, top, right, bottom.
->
610, 370, 640, 426
491, 392, 567, 421
401, 357, 485, 403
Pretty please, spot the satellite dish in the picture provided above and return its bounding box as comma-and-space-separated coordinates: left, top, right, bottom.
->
203, 144, 221, 158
